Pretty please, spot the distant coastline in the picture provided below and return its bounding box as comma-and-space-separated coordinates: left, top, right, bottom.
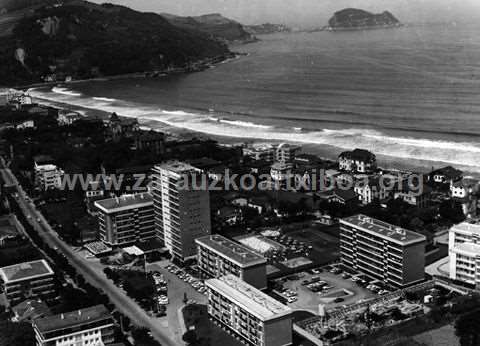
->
10, 52, 245, 91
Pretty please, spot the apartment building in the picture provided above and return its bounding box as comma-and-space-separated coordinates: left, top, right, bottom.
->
34, 155, 64, 190
196, 235, 267, 289
340, 215, 426, 288
152, 161, 211, 262
449, 222, 480, 287
243, 145, 275, 162
94, 193, 155, 246
0, 260, 55, 306
33, 305, 115, 346
205, 275, 292, 346
275, 143, 301, 164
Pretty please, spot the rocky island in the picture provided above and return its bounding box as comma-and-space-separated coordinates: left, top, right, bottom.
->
326, 8, 401, 31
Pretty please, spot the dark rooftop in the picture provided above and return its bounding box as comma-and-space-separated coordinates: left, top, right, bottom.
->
136, 238, 165, 253
431, 166, 463, 179
33, 155, 55, 165
195, 235, 266, 267
187, 157, 221, 170
328, 188, 357, 201
339, 148, 376, 162
34, 305, 112, 334
12, 300, 51, 322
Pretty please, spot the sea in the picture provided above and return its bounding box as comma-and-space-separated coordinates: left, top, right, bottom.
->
29, 23, 480, 175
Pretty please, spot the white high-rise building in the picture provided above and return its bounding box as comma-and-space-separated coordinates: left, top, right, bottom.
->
205, 274, 292, 346
152, 161, 211, 262
449, 222, 480, 287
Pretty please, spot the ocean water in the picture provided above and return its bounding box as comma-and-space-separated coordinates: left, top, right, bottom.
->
30, 23, 480, 174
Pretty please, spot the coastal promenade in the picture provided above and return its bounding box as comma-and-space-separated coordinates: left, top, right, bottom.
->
0, 158, 178, 346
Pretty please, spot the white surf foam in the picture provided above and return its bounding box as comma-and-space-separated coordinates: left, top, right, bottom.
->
93, 97, 117, 102
52, 87, 82, 97
217, 119, 273, 129
30, 87, 480, 171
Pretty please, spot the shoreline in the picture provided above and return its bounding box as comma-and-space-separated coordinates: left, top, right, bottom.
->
8, 52, 244, 91
27, 94, 480, 179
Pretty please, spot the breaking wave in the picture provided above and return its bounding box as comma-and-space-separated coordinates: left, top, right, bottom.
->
93, 97, 117, 102
52, 87, 82, 97
29, 86, 480, 172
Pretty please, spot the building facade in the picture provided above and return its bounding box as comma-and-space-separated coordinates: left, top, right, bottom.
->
275, 143, 300, 164
340, 215, 426, 288
57, 111, 82, 126
34, 156, 64, 190
450, 178, 479, 218
95, 193, 155, 246
0, 260, 55, 306
354, 177, 389, 205
205, 275, 292, 346
133, 131, 165, 155
394, 179, 431, 209
196, 235, 267, 289
152, 161, 211, 262
243, 145, 275, 162
33, 305, 115, 346
449, 222, 480, 287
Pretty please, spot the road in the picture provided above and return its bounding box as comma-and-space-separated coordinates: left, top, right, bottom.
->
0, 158, 177, 346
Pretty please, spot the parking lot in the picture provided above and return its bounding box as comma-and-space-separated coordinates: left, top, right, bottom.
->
272, 265, 379, 314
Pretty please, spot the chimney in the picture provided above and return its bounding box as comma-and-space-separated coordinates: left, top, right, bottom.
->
61, 313, 64, 319
78, 310, 82, 316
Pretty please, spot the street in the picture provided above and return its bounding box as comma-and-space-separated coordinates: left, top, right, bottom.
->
0, 158, 178, 346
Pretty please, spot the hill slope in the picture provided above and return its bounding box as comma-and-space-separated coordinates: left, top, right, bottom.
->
161, 13, 255, 43
0, 0, 231, 86
327, 8, 401, 31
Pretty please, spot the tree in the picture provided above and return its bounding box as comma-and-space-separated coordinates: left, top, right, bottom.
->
0, 318, 36, 346
182, 330, 198, 345
439, 200, 465, 223
455, 309, 480, 346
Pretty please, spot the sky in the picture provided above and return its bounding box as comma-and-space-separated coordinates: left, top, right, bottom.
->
90, 0, 480, 28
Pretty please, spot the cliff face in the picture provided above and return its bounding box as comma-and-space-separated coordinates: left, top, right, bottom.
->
244, 23, 291, 35
161, 13, 255, 43
328, 8, 401, 31
0, 1, 231, 85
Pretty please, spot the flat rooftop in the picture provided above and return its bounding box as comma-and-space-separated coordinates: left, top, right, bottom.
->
205, 274, 291, 321
0, 215, 18, 238
0, 260, 54, 284
450, 222, 480, 236
154, 161, 199, 174
34, 305, 112, 334
94, 193, 153, 214
196, 235, 266, 268
341, 214, 426, 246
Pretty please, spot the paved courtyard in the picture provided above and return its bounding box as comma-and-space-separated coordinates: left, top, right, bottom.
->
281, 270, 376, 314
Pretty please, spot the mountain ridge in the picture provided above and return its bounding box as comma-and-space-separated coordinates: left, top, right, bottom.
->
161, 12, 256, 43
0, 0, 232, 86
